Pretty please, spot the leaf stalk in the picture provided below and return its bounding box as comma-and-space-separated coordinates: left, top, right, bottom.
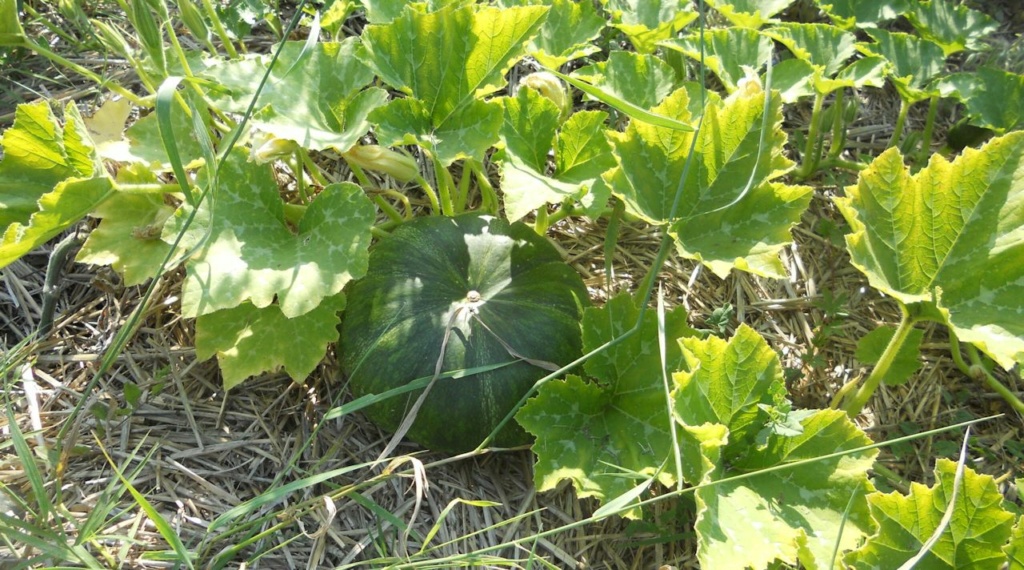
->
842, 305, 917, 417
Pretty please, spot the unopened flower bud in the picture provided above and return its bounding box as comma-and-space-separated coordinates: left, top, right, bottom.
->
250, 132, 298, 164
521, 71, 570, 120
737, 66, 762, 95
342, 145, 419, 183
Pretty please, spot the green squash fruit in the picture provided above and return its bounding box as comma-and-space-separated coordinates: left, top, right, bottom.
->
340, 214, 589, 453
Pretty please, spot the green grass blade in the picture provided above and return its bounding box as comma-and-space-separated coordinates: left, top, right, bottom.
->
3, 370, 50, 521
208, 460, 384, 531
155, 77, 196, 206
95, 438, 196, 570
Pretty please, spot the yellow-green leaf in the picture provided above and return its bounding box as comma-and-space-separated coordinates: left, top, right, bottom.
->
835, 133, 1024, 369
0, 102, 115, 268
846, 458, 1015, 569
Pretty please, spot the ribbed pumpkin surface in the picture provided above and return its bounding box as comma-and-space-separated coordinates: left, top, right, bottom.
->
339, 214, 588, 453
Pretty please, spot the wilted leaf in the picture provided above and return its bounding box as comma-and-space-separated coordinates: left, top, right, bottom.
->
835, 134, 1024, 369
180, 151, 375, 319
846, 458, 1015, 569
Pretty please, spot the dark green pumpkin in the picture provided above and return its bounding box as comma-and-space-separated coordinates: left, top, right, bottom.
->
339, 214, 589, 453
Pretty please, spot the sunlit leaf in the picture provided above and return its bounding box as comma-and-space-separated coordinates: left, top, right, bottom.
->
1007, 517, 1024, 570
835, 133, 1024, 369
846, 458, 1015, 569
517, 293, 698, 518
361, 3, 547, 164
604, 81, 812, 278
906, 0, 998, 56
661, 27, 773, 93
673, 325, 788, 453
0, 102, 115, 268
764, 22, 857, 77
203, 39, 386, 151
859, 28, 946, 103
695, 410, 877, 569
497, 88, 612, 221
573, 50, 678, 110
179, 151, 375, 319
196, 295, 345, 390
705, 0, 795, 29
501, 0, 604, 68
815, 0, 909, 30
77, 164, 176, 285
605, 0, 698, 54
935, 68, 1024, 133
674, 325, 877, 570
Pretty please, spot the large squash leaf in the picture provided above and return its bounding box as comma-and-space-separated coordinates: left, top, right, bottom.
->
202, 39, 386, 152
675, 325, 877, 570
660, 27, 774, 93
834, 133, 1024, 369
705, 0, 795, 29
604, 0, 697, 54
845, 458, 1016, 569
815, 0, 909, 30
859, 28, 946, 104
764, 22, 857, 77
361, 3, 547, 164
179, 151, 375, 319
501, 0, 603, 68
936, 68, 1024, 133
673, 325, 788, 454
573, 50, 677, 111
516, 293, 698, 518
76, 164, 176, 285
1, 102, 115, 268
497, 87, 613, 221
196, 295, 346, 390
906, 0, 998, 56
604, 81, 812, 278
